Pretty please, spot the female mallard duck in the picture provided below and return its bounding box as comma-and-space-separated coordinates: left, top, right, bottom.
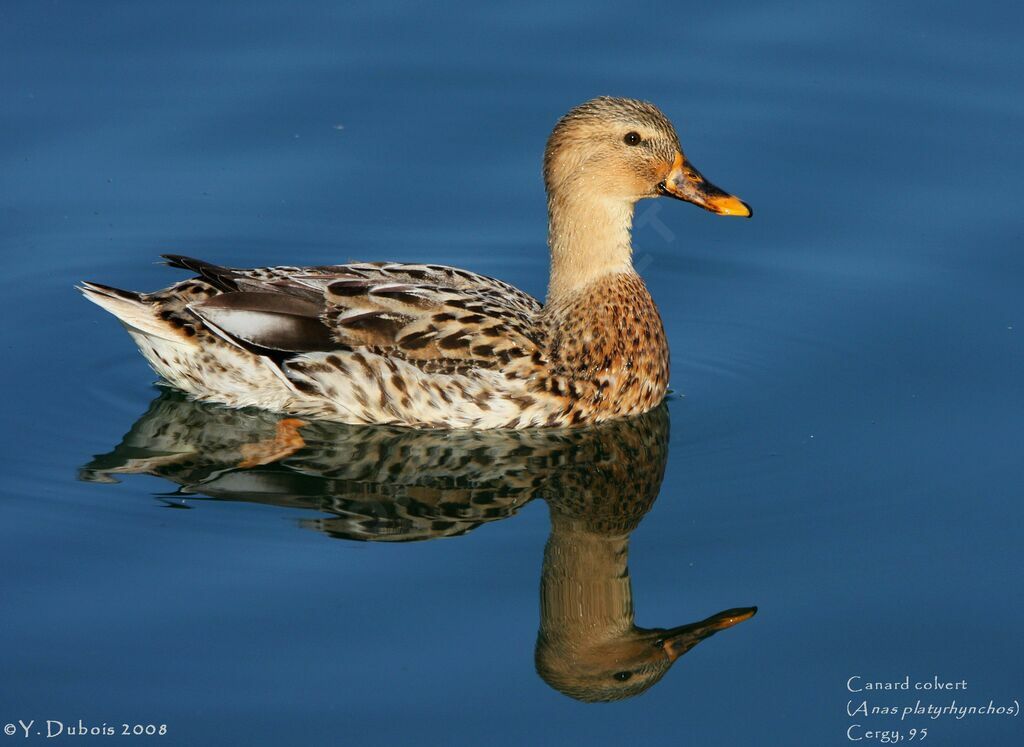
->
81, 96, 750, 429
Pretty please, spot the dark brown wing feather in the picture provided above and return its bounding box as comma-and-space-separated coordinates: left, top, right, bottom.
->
163, 254, 243, 292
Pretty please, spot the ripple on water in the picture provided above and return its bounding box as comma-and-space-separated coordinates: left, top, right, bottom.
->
671, 317, 839, 390
663, 315, 843, 481
0, 256, 168, 494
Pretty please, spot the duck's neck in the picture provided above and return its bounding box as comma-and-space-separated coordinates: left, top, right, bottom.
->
546, 191, 636, 302
539, 511, 635, 650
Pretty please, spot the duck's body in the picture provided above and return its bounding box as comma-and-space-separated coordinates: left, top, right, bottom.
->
83, 256, 667, 428
82, 97, 748, 429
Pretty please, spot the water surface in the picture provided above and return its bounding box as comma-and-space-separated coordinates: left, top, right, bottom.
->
1, 1, 1022, 744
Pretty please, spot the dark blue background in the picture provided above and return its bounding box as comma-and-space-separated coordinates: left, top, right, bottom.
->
2, 1, 1021, 744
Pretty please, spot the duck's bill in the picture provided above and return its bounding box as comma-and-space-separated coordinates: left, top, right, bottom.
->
657, 606, 758, 662
658, 153, 752, 217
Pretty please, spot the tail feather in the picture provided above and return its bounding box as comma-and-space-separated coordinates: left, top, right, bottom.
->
161, 254, 240, 292
78, 281, 181, 342
77, 280, 143, 304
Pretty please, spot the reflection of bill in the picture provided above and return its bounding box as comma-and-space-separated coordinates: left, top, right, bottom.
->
81, 392, 756, 702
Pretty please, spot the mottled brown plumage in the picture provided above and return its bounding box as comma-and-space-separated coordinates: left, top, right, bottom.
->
81, 96, 749, 428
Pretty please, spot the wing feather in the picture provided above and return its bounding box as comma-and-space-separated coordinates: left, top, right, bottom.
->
167, 256, 543, 374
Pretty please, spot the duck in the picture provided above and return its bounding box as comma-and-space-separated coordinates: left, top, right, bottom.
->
80, 96, 750, 429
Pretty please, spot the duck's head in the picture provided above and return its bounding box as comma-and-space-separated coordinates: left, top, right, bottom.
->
543, 96, 751, 217
536, 606, 757, 703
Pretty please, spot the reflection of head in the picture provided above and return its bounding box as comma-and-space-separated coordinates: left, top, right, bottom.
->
536, 605, 757, 703
536, 631, 677, 703
533, 407, 755, 702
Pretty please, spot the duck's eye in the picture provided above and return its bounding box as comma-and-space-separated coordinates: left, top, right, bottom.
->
613, 671, 633, 682
623, 131, 641, 146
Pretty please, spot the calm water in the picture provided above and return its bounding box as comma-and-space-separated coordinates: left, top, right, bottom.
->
2, 1, 1022, 744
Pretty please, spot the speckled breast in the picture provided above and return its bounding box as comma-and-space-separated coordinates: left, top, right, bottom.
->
543, 272, 669, 420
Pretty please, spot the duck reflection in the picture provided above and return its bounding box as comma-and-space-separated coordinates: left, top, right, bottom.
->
81, 391, 755, 701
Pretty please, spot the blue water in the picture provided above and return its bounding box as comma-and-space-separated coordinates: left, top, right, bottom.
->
2, 1, 1022, 744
